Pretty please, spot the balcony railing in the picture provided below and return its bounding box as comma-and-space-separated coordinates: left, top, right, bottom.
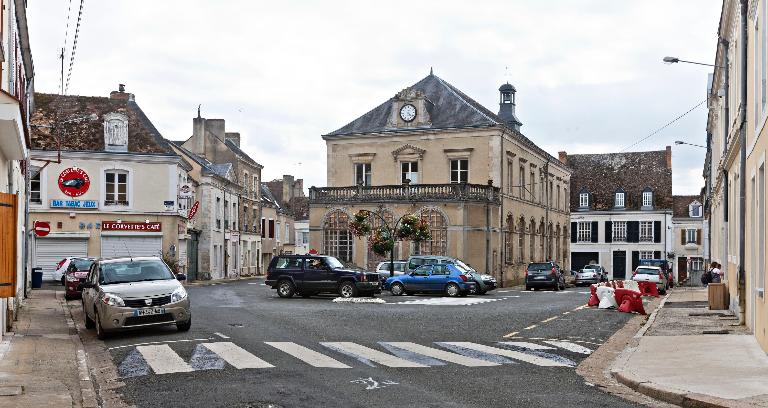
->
309, 183, 500, 204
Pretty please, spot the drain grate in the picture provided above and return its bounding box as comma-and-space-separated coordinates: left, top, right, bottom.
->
703, 329, 730, 334
663, 301, 709, 308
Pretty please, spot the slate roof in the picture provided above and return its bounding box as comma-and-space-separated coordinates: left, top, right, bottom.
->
323, 73, 566, 169
261, 183, 281, 209
169, 141, 233, 181
673, 195, 702, 218
567, 149, 673, 211
30, 93, 173, 154
225, 139, 262, 169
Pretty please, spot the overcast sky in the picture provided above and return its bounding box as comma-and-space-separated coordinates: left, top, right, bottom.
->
27, 1, 721, 195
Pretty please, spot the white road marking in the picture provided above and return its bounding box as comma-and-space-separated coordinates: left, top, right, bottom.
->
498, 342, 555, 351
321, 342, 428, 368
543, 341, 593, 355
214, 332, 230, 339
247, 283, 260, 285
523, 324, 537, 330
496, 290, 513, 293
381, 342, 500, 367
393, 298, 502, 306
541, 316, 559, 323
440, 342, 573, 367
202, 342, 274, 369
136, 344, 194, 374
502, 331, 520, 338
265, 342, 351, 368
108, 338, 213, 350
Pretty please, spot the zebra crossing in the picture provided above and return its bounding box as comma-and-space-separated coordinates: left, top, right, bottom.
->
115, 339, 593, 378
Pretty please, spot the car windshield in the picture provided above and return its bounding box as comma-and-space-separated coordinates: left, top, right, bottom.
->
71, 259, 94, 271
324, 257, 344, 269
454, 260, 476, 273
640, 260, 666, 267
100, 260, 175, 285
528, 263, 552, 271
635, 268, 659, 275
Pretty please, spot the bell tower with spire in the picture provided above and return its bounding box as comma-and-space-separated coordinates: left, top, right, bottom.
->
498, 82, 522, 131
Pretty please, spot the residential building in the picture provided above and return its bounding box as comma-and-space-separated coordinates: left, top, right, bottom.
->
171, 113, 264, 278
260, 183, 295, 266
294, 219, 310, 255
0, 0, 34, 337
28, 87, 189, 280
563, 148, 673, 279
308, 72, 571, 284
671, 195, 706, 284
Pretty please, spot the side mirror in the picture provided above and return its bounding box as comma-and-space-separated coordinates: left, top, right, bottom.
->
176, 273, 187, 281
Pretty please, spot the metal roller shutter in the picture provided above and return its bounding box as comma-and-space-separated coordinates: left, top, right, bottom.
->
101, 236, 162, 258
35, 238, 88, 280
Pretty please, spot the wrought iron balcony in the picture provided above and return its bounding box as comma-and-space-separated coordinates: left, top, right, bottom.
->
309, 183, 500, 204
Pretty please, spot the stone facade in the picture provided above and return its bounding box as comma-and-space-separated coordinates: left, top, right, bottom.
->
671, 195, 706, 284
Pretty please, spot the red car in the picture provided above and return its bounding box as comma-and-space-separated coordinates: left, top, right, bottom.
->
64, 258, 95, 300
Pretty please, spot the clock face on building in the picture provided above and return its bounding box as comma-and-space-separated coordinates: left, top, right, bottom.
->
400, 104, 417, 122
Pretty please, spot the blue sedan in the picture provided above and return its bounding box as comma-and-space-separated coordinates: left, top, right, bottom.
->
384, 264, 476, 297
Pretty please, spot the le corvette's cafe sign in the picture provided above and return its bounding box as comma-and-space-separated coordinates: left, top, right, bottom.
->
101, 221, 162, 232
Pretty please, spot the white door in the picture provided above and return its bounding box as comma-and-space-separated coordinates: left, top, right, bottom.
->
101, 236, 162, 258
35, 238, 88, 280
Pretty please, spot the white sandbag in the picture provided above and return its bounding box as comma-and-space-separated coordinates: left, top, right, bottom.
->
596, 286, 618, 309
623, 280, 639, 292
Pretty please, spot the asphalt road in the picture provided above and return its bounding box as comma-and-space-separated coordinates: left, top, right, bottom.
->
72, 280, 644, 408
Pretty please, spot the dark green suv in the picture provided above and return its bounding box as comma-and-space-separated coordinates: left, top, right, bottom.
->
266, 255, 381, 298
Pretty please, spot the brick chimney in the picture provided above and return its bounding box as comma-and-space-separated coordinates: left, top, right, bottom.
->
558, 151, 568, 165
665, 145, 672, 169
109, 84, 135, 101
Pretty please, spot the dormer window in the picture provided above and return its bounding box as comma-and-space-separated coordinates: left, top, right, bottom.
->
642, 187, 653, 208
579, 189, 589, 208
689, 201, 703, 217
615, 188, 626, 208
103, 112, 128, 152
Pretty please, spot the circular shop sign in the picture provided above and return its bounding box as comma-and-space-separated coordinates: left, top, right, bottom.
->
58, 167, 91, 197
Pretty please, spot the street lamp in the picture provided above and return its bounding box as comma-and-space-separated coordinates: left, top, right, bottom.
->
663, 56, 725, 69
674, 140, 707, 149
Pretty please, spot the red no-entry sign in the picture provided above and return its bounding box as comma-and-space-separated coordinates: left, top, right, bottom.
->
33, 221, 50, 237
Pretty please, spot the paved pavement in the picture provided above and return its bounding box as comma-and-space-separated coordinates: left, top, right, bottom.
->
611, 287, 768, 407
67, 280, 643, 408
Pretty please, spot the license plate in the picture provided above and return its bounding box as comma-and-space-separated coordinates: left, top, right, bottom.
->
134, 307, 165, 317
535, 276, 546, 280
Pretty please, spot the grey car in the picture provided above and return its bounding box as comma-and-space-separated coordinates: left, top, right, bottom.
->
79, 257, 191, 339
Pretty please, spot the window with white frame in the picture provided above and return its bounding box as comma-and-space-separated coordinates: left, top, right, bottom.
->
579, 192, 589, 208
105, 170, 128, 206
355, 163, 371, 186
577, 221, 591, 242
276, 222, 281, 241
301, 231, 309, 244
285, 223, 290, 242
401, 161, 419, 184
639, 221, 653, 242
253, 176, 259, 199
615, 192, 625, 207
691, 257, 704, 272
639, 251, 654, 260
642, 190, 653, 207
30, 170, 41, 204
612, 221, 627, 242
686, 228, 697, 244
689, 202, 702, 217
450, 159, 468, 183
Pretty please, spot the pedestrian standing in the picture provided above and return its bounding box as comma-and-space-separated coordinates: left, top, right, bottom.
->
711, 262, 722, 283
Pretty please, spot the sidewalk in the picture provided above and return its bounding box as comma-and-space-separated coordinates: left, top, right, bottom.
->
0, 286, 97, 408
611, 288, 768, 407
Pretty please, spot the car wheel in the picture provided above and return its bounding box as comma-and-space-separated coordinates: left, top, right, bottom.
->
83, 301, 95, 329
95, 310, 109, 340
390, 283, 405, 296
277, 280, 295, 298
176, 318, 192, 332
468, 285, 478, 295
445, 283, 460, 297
339, 281, 358, 298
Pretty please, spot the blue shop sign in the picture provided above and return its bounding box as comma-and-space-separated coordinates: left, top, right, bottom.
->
51, 199, 98, 209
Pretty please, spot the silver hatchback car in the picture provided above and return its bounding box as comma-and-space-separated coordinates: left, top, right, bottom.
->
79, 257, 191, 339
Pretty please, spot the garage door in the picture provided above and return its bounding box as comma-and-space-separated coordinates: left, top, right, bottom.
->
101, 236, 162, 258
571, 252, 600, 272
35, 238, 88, 280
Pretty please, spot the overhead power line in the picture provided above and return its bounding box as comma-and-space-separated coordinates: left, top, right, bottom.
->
619, 98, 707, 152
61, 0, 73, 94
64, 0, 85, 94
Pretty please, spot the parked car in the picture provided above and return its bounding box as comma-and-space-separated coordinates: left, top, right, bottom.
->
64, 257, 95, 300
266, 255, 381, 298
376, 260, 408, 283
639, 259, 674, 288
406, 255, 496, 294
574, 264, 607, 286
525, 261, 566, 291
53, 257, 76, 285
79, 256, 191, 340
632, 265, 668, 294
384, 263, 476, 297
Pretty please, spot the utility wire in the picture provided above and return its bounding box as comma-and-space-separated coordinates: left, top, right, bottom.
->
61, 0, 72, 94
619, 98, 707, 152
64, 0, 85, 94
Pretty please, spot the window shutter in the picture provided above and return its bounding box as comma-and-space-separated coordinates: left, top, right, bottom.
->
681, 230, 686, 245
605, 221, 613, 243
571, 222, 577, 243
631, 251, 640, 271
627, 221, 639, 243
653, 221, 661, 243
696, 229, 702, 245
591, 221, 599, 243
654, 251, 661, 259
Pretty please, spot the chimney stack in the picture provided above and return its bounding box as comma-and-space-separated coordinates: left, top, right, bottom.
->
109, 84, 134, 101
558, 151, 568, 165
665, 145, 672, 169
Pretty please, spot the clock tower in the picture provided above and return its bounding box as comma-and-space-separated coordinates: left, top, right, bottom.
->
386, 87, 432, 129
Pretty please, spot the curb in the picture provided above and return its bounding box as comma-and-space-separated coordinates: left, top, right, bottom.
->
185, 275, 264, 287
60, 292, 99, 408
